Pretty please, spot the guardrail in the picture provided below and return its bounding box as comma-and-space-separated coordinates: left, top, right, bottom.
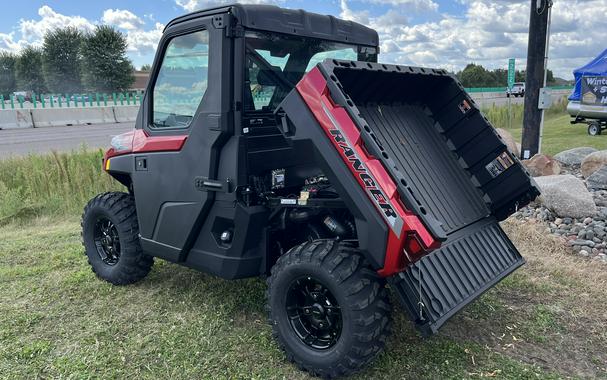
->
465, 85, 574, 93
1, 91, 144, 110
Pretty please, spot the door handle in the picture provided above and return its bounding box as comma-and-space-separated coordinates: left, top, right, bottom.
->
195, 177, 231, 192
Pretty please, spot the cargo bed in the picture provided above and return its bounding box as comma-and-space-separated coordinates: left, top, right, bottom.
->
278, 60, 539, 333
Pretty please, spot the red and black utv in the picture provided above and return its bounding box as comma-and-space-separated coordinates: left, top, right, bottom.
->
82, 4, 539, 378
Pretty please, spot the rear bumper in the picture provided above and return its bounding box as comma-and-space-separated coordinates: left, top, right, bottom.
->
389, 217, 524, 336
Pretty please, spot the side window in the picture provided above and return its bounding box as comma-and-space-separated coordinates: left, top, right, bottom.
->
246, 51, 290, 111
151, 30, 209, 129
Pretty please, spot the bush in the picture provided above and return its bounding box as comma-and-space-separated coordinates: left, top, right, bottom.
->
0, 149, 121, 221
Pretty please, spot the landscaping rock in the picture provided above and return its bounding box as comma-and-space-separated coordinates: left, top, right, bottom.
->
581, 150, 607, 178
553, 147, 597, 166
523, 154, 561, 177
534, 174, 597, 218
496, 128, 520, 157
511, 166, 607, 263
587, 166, 607, 190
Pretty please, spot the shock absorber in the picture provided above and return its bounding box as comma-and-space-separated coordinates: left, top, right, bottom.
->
322, 215, 351, 238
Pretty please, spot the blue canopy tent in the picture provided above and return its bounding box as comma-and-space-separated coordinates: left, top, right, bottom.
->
567, 49, 607, 135
569, 48, 607, 101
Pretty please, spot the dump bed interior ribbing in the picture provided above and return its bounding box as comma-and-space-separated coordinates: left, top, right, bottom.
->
319, 61, 539, 239
359, 103, 488, 235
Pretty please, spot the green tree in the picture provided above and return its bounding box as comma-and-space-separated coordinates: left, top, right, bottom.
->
140, 64, 151, 72
15, 46, 47, 93
43, 27, 83, 93
0, 52, 17, 97
457, 64, 497, 88
546, 69, 555, 85
493, 68, 508, 86
81, 26, 135, 92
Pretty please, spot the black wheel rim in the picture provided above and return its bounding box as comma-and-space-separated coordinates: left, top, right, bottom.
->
286, 276, 342, 350
93, 217, 121, 266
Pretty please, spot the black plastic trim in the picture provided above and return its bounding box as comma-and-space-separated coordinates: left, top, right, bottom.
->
389, 218, 524, 335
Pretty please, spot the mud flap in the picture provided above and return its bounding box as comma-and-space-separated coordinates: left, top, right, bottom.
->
389, 217, 524, 336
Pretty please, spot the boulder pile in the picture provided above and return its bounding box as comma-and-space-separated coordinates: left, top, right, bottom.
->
515, 146, 607, 263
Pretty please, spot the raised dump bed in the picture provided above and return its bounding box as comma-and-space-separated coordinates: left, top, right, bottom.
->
278, 59, 539, 333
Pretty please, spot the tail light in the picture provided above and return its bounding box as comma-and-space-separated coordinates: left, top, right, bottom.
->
110, 131, 136, 154
403, 232, 429, 264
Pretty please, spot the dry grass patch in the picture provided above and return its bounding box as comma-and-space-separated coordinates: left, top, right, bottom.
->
442, 219, 607, 378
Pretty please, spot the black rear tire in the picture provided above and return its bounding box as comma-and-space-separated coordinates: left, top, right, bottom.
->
82, 192, 153, 285
267, 240, 391, 378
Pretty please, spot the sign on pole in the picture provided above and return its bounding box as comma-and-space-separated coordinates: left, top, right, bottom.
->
508, 58, 516, 88
507, 58, 515, 131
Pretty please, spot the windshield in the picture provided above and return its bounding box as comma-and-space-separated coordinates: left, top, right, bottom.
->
244, 31, 377, 113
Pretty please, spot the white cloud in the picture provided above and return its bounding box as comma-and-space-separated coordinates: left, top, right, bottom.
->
102, 9, 145, 31
0, 32, 26, 52
101, 9, 163, 56
361, 0, 438, 12
19, 5, 94, 42
339, 0, 370, 25
176, 0, 283, 12
126, 22, 165, 55
346, 0, 607, 79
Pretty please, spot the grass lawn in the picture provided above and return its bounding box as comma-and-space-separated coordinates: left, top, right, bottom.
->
506, 113, 607, 156
483, 100, 607, 156
1, 217, 605, 379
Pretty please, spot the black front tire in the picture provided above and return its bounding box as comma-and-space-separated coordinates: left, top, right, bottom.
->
267, 240, 392, 378
588, 122, 601, 136
82, 192, 153, 285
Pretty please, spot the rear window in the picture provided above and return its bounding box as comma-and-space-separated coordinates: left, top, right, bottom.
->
244, 31, 377, 113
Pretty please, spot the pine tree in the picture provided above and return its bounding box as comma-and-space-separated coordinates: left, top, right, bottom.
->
81, 26, 135, 92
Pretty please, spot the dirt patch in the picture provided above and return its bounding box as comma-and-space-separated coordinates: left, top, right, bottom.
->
442, 219, 607, 379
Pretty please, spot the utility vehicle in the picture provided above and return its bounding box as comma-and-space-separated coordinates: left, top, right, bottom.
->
82, 4, 539, 378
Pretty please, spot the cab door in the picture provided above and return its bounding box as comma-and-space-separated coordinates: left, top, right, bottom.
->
132, 16, 232, 262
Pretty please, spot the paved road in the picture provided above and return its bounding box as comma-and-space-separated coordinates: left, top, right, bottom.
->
0, 123, 135, 159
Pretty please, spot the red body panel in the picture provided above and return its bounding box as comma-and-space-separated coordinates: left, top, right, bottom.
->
132, 130, 188, 153
296, 67, 440, 276
104, 129, 187, 166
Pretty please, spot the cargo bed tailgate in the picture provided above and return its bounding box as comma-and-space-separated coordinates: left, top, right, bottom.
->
389, 217, 523, 335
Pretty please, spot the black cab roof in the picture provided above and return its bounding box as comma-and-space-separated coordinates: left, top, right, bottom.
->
165, 3, 379, 48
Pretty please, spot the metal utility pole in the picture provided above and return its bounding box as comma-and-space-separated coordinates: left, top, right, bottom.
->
521, 0, 553, 159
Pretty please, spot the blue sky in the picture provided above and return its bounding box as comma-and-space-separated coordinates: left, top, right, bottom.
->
0, 0, 604, 79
